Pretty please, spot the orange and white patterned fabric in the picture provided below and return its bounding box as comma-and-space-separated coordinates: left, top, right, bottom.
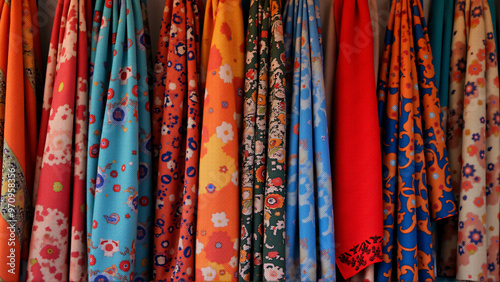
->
195, 0, 244, 280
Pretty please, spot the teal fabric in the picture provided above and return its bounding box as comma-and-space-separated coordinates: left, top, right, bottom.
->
427, 0, 454, 109
87, 0, 153, 280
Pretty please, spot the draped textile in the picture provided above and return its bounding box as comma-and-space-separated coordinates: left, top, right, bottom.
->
332, 0, 383, 279
238, 0, 287, 280
283, 0, 335, 280
195, 0, 244, 280
151, 0, 202, 280
86, 0, 153, 280
27, 0, 90, 280
0, 0, 41, 280
375, 0, 457, 281
443, 0, 500, 280
428, 0, 454, 129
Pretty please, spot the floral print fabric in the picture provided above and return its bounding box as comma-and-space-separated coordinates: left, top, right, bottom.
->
376, 0, 457, 281
86, 0, 153, 280
195, 0, 244, 281
442, 0, 500, 280
27, 0, 90, 280
151, 0, 202, 280
238, 0, 287, 280
283, 0, 335, 281
0, 0, 42, 280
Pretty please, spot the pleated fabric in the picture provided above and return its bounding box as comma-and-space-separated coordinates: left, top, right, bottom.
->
86, 0, 153, 280
332, 0, 383, 279
375, 0, 457, 281
0, 0, 42, 280
283, 0, 335, 281
27, 0, 90, 280
444, 0, 500, 280
238, 0, 287, 280
195, 0, 244, 280
428, 0, 454, 129
151, 0, 202, 280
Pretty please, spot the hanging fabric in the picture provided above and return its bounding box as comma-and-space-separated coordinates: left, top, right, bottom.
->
283, 0, 335, 280
151, 0, 202, 280
376, 0, 457, 281
195, 0, 244, 280
0, 0, 42, 280
442, 0, 500, 280
331, 0, 383, 280
238, 0, 287, 280
86, 0, 153, 280
27, 0, 90, 280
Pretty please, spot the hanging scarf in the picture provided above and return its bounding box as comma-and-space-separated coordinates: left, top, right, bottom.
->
0, 0, 41, 280
331, 0, 383, 279
238, 0, 287, 280
86, 0, 153, 280
27, 0, 90, 280
195, 0, 244, 280
444, 0, 500, 280
283, 0, 335, 280
376, 0, 457, 281
151, 0, 202, 280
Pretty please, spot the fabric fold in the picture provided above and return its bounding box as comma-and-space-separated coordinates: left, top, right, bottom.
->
195, 0, 244, 280
27, 0, 90, 280
86, 0, 153, 280
444, 0, 500, 280
376, 0, 457, 281
0, 0, 42, 280
238, 0, 287, 280
283, 0, 335, 280
332, 0, 383, 278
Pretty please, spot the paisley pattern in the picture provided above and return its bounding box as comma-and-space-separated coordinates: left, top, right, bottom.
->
0, 0, 41, 280
375, 0, 457, 281
27, 0, 90, 280
152, 0, 202, 280
195, 0, 244, 281
283, 0, 335, 281
87, 0, 153, 280
238, 0, 287, 280
332, 0, 383, 279
442, 0, 500, 280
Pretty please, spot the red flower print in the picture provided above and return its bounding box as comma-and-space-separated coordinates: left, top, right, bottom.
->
468, 61, 482, 75
132, 85, 138, 97
463, 163, 476, 178
110, 170, 118, 178
139, 196, 149, 206
205, 231, 234, 264
256, 166, 266, 182
462, 181, 473, 192
89, 114, 96, 124
271, 177, 283, 187
219, 166, 228, 173
93, 220, 98, 229
40, 244, 61, 260
94, 11, 101, 23
468, 229, 483, 245
122, 165, 126, 171
473, 196, 484, 207
267, 251, 279, 258
476, 49, 485, 61
107, 88, 115, 99
100, 138, 109, 149
89, 144, 99, 158
105, 0, 113, 8
113, 184, 121, 192
265, 194, 284, 209
89, 254, 96, 266
119, 260, 131, 272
